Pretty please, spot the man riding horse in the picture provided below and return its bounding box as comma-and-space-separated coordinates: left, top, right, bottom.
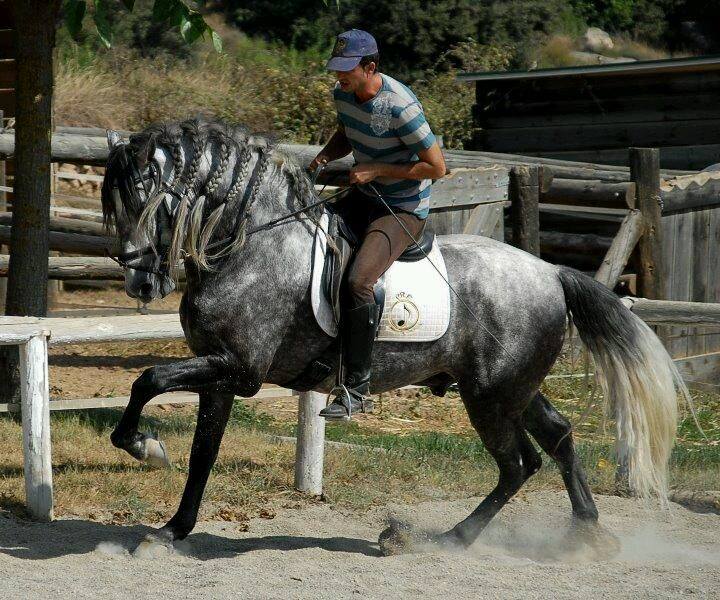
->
309, 29, 446, 420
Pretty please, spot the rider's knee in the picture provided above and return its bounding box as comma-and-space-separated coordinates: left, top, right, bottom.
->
346, 271, 374, 305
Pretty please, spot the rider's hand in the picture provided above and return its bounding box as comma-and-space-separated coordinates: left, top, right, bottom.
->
309, 154, 329, 172
348, 163, 379, 185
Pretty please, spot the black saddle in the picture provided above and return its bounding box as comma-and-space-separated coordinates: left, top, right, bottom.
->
320, 207, 435, 325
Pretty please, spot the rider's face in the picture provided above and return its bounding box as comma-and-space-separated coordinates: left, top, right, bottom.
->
335, 62, 376, 94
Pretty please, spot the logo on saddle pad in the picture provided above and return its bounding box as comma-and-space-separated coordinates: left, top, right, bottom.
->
388, 292, 420, 332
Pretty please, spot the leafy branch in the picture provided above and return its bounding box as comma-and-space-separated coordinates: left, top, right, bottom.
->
63, 0, 222, 52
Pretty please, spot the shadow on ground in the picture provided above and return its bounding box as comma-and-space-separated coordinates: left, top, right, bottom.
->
0, 515, 381, 561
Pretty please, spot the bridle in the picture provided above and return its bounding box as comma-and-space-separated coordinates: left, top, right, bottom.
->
108, 158, 344, 277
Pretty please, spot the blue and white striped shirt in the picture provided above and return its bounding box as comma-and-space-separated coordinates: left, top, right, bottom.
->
334, 74, 436, 218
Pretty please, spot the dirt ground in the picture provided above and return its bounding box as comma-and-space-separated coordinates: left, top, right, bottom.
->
1, 490, 718, 599
3, 288, 716, 598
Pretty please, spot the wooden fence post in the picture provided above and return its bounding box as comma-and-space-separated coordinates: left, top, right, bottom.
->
19, 332, 53, 521
595, 209, 643, 289
294, 390, 325, 495
510, 165, 540, 256
630, 147, 664, 299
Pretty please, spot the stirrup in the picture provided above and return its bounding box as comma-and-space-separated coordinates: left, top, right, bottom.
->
322, 384, 373, 420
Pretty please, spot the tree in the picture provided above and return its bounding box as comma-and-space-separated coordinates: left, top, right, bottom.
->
1, 0, 219, 402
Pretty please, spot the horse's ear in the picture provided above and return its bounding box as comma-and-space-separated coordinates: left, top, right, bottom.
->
106, 129, 122, 150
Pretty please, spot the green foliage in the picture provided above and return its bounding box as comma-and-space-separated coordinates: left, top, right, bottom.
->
417, 40, 513, 149
224, 0, 484, 82
62, 0, 221, 52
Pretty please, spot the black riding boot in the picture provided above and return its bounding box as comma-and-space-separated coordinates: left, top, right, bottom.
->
319, 302, 379, 420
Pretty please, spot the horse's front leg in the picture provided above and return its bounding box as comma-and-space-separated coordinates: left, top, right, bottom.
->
142, 389, 235, 545
110, 355, 255, 465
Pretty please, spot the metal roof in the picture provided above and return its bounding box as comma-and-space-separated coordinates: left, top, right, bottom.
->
456, 54, 720, 83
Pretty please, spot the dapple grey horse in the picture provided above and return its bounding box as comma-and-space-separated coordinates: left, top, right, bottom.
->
102, 117, 687, 555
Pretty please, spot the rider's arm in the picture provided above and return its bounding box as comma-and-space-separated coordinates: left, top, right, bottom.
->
348, 141, 446, 184
309, 126, 352, 171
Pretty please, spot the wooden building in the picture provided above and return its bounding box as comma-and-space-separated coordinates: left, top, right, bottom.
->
459, 56, 720, 171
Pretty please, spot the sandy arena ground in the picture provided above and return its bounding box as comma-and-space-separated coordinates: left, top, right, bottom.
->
1, 490, 718, 599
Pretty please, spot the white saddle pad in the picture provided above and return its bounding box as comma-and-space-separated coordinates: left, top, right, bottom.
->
311, 212, 451, 342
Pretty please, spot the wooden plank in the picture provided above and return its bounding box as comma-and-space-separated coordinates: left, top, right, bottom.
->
674, 352, 720, 388
427, 208, 452, 235
429, 166, 509, 209
0, 58, 14, 88
482, 94, 720, 128
0, 29, 12, 59
482, 119, 720, 154
624, 298, 720, 326
20, 334, 53, 522
669, 210, 694, 357
463, 202, 503, 239
0, 224, 118, 255
705, 208, 720, 352
689, 207, 712, 355
0, 255, 186, 281
522, 144, 720, 171
658, 211, 676, 349
509, 165, 540, 256
0, 134, 690, 182
541, 179, 635, 209
0, 387, 296, 413
294, 391, 326, 495
595, 209, 643, 289
631, 148, 664, 299
0, 211, 105, 235
661, 174, 720, 213
0, 313, 184, 346
0, 88, 14, 117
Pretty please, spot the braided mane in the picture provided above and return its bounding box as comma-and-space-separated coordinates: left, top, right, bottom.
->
102, 116, 318, 279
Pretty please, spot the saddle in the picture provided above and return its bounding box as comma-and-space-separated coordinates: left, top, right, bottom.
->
320, 203, 436, 325
289, 205, 450, 392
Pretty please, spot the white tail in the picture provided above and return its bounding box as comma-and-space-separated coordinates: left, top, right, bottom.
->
558, 268, 690, 502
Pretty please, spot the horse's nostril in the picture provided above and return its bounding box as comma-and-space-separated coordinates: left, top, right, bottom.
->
140, 282, 153, 298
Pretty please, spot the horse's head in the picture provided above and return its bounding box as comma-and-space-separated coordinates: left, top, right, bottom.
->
102, 129, 177, 303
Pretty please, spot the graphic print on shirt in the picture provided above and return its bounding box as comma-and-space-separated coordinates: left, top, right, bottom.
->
370, 91, 394, 135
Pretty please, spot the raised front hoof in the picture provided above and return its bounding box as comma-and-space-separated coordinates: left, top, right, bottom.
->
558, 520, 621, 562
111, 431, 172, 469
132, 530, 175, 559
143, 437, 172, 469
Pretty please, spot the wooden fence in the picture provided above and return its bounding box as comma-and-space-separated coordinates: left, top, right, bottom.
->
4, 297, 720, 520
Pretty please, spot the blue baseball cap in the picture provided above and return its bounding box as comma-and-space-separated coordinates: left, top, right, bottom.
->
326, 29, 378, 72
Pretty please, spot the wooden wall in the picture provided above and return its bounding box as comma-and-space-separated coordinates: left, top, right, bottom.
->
470, 62, 720, 170
660, 205, 720, 358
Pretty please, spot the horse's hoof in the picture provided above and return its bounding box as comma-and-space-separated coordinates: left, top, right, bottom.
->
378, 519, 416, 556
560, 520, 621, 562
143, 437, 172, 469
132, 533, 174, 559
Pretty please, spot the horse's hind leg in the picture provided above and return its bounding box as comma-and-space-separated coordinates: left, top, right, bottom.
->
523, 392, 598, 522
523, 392, 620, 558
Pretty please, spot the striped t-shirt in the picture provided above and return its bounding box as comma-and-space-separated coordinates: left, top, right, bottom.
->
334, 73, 437, 218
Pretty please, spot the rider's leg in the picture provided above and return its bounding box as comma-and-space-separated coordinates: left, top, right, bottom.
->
320, 209, 425, 420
